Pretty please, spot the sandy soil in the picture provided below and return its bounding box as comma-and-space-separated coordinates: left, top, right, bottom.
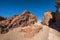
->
0, 23, 60, 40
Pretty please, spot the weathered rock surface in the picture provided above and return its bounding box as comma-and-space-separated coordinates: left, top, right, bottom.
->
8, 10, 37, 28
41, 11, 53, 26
0, 23, 60, 40
55, 0, 60, 8
0, 0, 60, 40
41, 0, 60, 28
0, 16, 6, 21
0, 10, 37, 34
55, 0, 60, 27
41, 11, 56, 26
55, 13, 60, 27
0, 23, 43, 40
21, 23, 42, 38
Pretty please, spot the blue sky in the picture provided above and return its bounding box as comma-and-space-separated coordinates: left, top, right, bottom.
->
0, 0, 56, 22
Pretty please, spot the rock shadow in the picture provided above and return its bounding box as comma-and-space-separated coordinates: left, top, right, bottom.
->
48, 12, 60, 32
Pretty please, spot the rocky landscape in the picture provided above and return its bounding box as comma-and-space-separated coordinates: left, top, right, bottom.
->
0, 0, 60, 40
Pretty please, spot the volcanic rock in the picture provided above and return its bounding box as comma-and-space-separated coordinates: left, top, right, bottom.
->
21, 23, 42, 38
41, 11, 53, 26
9, 11, 37, 27
0, 16, 6, 21
41, 0, 60, 27
0, 18, 12, 34
0, 10, 37, 34
55, 0, 60, 8
41, 11, 56, 26
0, 0, 60, 40
8, 10, 37, 28
55, 0, 60, 27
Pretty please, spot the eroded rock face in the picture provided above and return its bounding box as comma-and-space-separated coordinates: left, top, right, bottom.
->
41, 11, 53, 26
41, 11, 56, 26
0, 10, 37, 34
21, 23, 42, 38
41, 0, 60, 27
0, 18, 11, 34
8, 10, 37, 28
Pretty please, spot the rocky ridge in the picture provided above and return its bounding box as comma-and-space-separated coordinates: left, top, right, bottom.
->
0, 10, 37, 34
0, 0, 60, 40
